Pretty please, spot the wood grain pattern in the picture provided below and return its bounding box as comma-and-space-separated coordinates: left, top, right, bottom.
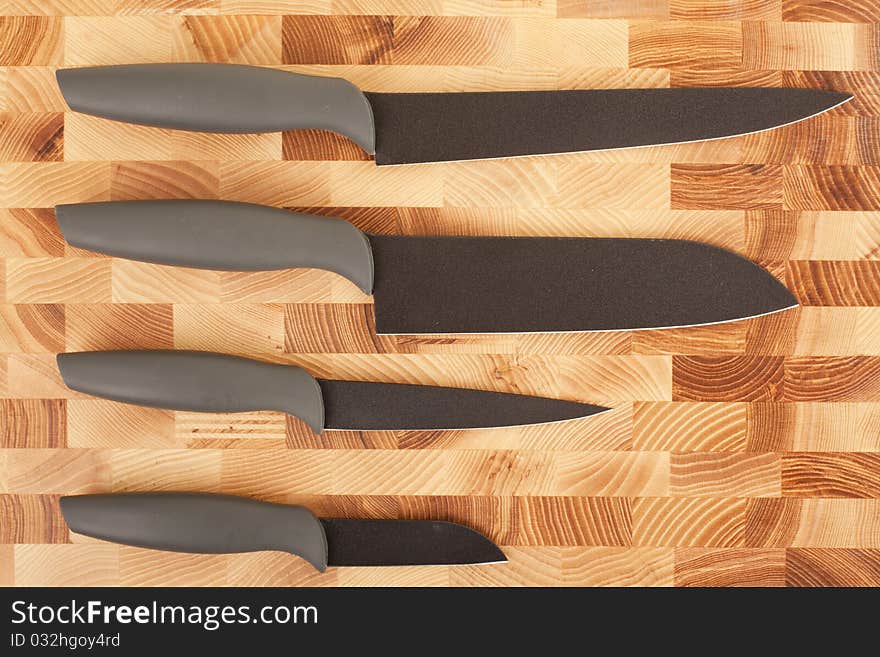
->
0, 209, 66, 257
2, 1, 880, 588
782, 452, 880, 497
67, 401, 175, 449
784, 165, 880, 210
64, 114, 281, 161
740, 115, 863, 166
674, 548, 786, 586
673, 1, 781, 20
787, 260, 880, 305
782, 1, 880, 23
670, 452, 781, 497
629, 21, 743, 69
633, 402, 747, 451
745, 497, 880, 547
0, 304, 65, 353
0, 494, 67, 543
557, 1, 669, 19
66, 304, 174, 350
560, 1, 782, 20
785, 548, 880, 586
785, 356, 880, 401
746, 210, 880, 261
671, 165, 784, 210
0, 113, 64, 162
673, 356, 785, 401
0, 17, 64, 65
742, 21, 874, 71
632, 497, 747, 547
768, 402, 880, 452
0, 400, 66, 448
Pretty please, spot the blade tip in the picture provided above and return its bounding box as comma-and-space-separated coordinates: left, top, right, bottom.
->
806, 89, 854, 115
829, 90, 855, 108
556, 404, 614, 425
756, 294, 798, 319
588, 404, 614, 416
473, 547, 507, 566
773, 287, 800, 312
569, 401, 614, 422
447, 521, 507, 565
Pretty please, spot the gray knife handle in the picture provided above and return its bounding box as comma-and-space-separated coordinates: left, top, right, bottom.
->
56, 63, 375, 153
57, 350, 325, 434
60, 493, 329, 572
55, 200, 374, 294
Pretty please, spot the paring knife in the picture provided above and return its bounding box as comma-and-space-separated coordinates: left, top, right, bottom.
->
55, 63, 852, 165
56, 350, 607, 433
56, 200, 798, 334
60, 493, 506, 571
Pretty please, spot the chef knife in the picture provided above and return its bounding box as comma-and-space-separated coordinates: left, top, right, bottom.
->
56, 200, 798, 333
55, 64, 852, 165
60, 493, 506, 571
56, 350, 607, 433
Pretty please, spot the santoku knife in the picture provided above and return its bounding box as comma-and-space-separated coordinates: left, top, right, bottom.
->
55, 63, 852, 165
60, 493, 505, 571
56, 200, 798, 334
56, 350, 606, 433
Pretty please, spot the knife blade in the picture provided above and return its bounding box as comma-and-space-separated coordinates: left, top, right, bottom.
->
56, 350, 608, 434
55, 64, 852, 165
56, 200, 798, 333
59, 493, 506, 571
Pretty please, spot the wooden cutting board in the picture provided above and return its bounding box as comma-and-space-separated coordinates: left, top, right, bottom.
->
1, 1, 879, 587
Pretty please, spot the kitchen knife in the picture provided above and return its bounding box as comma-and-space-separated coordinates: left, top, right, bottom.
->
60, 493, 506, 571
55, 64, 851, 165
56, 200, 798, 333
56, 350, 607, 433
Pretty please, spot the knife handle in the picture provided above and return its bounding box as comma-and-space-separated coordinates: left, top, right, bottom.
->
57, 350, 326, 434
56, 63, 375, 153
60, 493, 329, 572
55, 200, 374, 294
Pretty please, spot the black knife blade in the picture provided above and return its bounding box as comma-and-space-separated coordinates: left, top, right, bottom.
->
366, 86, 853, 165
55, 64, 852, 165
60, 493, 506, 572
321, 518, 506, 568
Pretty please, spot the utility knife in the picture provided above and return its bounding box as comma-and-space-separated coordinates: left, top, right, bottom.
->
56, 350, 607, 434
60, 493, 506, 571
